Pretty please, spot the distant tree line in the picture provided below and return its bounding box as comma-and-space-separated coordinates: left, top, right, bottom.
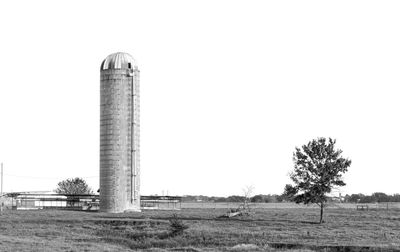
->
343, 193, 400, 203
181, 194, 284, 203
181, 192, 400, 204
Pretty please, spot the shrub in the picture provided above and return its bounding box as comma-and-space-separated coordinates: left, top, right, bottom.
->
169, 214, 188, 236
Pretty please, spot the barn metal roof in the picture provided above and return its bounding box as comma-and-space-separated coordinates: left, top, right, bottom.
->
101, 52, 137, 70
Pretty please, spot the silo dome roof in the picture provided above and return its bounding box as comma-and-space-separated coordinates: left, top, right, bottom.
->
101, 52, 137, 70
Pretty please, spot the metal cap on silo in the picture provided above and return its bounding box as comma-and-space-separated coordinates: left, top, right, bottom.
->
101, 52, 137, 70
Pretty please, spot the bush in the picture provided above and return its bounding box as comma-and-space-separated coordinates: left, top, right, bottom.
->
169, 214, 188, 236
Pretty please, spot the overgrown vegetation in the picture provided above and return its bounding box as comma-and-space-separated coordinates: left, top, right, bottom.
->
168, 213, 188, 236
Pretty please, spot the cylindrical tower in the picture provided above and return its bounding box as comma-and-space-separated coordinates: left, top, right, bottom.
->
100, 52, 140, 213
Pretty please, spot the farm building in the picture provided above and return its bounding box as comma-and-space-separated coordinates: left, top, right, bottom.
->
2, 193, 181, 211
3, 192, 99, 211
141, 196, 182, 210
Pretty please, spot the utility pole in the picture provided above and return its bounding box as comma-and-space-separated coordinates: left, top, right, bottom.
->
1, 163, 3, 213
1, 162, 3, 196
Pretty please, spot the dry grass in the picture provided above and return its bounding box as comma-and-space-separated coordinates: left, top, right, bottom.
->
0, 206, 399, 251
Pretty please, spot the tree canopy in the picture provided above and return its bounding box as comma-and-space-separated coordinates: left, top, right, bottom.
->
284, 137, 351, 223
55, 177, 93, 195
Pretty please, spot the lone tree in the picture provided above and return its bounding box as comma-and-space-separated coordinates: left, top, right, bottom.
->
242, 185, 254, 208
55, 177, 93, 195
284, 137, 351, 223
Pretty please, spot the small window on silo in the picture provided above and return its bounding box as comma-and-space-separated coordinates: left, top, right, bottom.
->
128, 63, 132, 69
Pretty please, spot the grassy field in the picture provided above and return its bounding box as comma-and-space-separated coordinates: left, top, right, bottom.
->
0, 206, 399, 251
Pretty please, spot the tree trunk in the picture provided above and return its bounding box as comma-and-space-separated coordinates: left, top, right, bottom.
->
319, 202, 324, 224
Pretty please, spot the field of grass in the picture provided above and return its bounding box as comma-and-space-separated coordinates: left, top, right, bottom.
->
0, 205, 399, 251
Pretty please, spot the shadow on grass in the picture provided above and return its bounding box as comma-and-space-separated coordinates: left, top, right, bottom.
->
268, 242, 398, 252
95, 226, 190, 250
297, 220, 320, 225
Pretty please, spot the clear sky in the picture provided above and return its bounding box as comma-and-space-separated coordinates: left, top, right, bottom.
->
0, 1, 399, 197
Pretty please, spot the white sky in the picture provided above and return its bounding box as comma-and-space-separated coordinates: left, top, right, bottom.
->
0, 1, 399, 197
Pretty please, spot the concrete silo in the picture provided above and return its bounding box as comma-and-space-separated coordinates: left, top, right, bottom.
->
100, 52, 140, 213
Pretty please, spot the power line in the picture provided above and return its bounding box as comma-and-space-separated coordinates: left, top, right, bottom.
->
3, 174, 99, 180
